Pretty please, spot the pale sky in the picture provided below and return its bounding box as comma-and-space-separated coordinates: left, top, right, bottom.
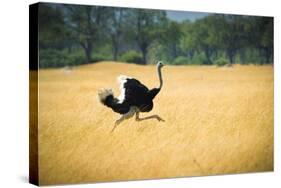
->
166, 10, 210, 22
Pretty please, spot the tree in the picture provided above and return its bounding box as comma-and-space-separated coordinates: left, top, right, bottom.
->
247, 17, 273, 63
107, 8, 126, 61
159, 20, 183, 60
38, 3, 273, 67
217, 15, 248, 64
261, 17, 273, 63
179, 20, 195, 59
64, 5, 109, 63
189, 16, 223, 64
39, 4, 68, 49
129, 9, 167, 64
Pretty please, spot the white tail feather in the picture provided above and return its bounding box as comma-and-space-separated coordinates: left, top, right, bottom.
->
98, 89, 113, 103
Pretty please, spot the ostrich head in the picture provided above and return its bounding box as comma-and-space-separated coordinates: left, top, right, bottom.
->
157, 61, 165, 68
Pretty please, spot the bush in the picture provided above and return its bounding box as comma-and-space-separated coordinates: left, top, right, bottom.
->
214, 57, 230, 67
244, 49, 262, 64
148, 43, 171, 64
119, 50, 143, 64
91, 54, 112, 62
92, 44, 113, 62
39, 49, 67, 68
172, 56, 191, 65
39, 49, 86, 68
191, 52, 207, 65
68, 51, 86, 65
168, 53, 207, 66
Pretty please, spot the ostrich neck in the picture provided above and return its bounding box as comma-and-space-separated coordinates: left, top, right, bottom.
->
157, 65, 163, 89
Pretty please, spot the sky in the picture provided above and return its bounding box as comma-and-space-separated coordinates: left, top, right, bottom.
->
166, 10, 210, 22
49, 3, 210, 23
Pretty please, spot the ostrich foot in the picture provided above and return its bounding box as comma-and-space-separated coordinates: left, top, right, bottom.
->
136, 114, 165, 122
156, 116, 165, 122
111, 120, 121, 133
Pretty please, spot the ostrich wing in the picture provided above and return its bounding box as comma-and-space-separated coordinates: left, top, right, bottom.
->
117, 75, 149, 104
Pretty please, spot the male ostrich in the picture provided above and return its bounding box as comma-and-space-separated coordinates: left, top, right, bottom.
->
98, 61, 165, 132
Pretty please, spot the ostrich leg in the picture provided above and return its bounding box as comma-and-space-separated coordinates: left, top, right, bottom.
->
111, 108, 136, 132
135, 111, 165, 122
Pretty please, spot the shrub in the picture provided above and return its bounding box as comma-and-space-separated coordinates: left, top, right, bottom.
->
92, 44, 113, 62
91, 54, 112, 63
119, 50, 143, 64
168, 53, 208, 66
39, 49, 87, 68
191, 52, 207, 65
214, 57, 230, 67
39, 49, 68, 68
68, 51, 86, 65
172, 56, 191, 65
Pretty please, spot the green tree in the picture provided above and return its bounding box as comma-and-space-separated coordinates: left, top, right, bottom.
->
189, 16, 222, 64
39, 4, 69, 49
129, 9, 167, 64
64, 5, 109, 63
159, 20, 183, 60
107, 8, 125, 61
246, 17, 273, 63
179, 20, 196, 59
216, 15, 248, 64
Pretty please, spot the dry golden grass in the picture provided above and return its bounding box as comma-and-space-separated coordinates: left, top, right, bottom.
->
37, 62, 273, 185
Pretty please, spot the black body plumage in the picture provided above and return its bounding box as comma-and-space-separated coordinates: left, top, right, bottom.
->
102, 94, 129, 114
98, 61, 164, 116
101, 78, 160, 114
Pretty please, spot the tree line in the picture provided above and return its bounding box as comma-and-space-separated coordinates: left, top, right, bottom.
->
39, 3, 273, 68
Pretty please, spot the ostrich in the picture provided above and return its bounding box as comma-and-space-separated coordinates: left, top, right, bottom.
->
98, 61, 165, 132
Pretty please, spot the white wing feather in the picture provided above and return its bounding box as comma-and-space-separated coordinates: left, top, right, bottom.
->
117, 75, 131, 103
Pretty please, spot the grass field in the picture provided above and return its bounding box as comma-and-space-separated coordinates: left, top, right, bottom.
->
37, 62, 273, 185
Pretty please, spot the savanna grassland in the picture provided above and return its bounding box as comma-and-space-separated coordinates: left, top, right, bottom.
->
36, 62, 273, 185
